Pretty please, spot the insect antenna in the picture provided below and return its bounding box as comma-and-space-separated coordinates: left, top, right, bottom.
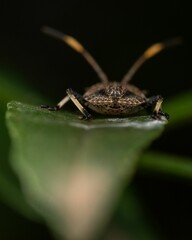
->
121, 37, 182, 84
42, 26, 109, 83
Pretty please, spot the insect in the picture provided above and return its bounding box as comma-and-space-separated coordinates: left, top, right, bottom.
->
41, 26, 181, 120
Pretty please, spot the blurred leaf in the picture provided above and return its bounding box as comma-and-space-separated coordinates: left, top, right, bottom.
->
139, 151, 192, 179
0, 172, 39, 220
0, 71, 43, 219
164, 91, 192, 128
6, 101, 166, 240
108, 188, 161, 240
0, 71, 44, 105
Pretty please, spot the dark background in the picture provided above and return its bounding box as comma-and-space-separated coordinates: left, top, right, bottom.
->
0, 1, 191, 239
0, 0, 191, 99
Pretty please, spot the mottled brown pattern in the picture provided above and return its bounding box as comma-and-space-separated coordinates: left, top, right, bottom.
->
83, 82, 146, 115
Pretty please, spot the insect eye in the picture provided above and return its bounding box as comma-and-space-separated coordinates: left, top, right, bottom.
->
125, 91, 134, 96
97, 89, 106, 95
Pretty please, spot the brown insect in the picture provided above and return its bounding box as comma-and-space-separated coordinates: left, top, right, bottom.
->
41, 27, 181, 120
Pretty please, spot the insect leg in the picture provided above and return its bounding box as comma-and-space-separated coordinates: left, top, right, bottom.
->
145, 95, 169, 119
66, 88, 92, 119
41, 95, 70, 111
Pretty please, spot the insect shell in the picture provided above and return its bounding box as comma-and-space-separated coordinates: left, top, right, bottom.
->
82, 82, 147, 116
41, 27, 181, 120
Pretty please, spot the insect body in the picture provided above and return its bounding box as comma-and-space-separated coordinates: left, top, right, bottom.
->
41, 27, 181, 120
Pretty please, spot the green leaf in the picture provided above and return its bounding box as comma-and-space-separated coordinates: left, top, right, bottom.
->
164, 91, 192, 128
111, 188, 160, 240
139, 151, 192, 179
0, 71, 44, 219
6, 101, 166, 240
0, 71, 44, 106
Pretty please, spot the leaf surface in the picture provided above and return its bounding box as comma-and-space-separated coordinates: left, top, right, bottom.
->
7, 101, 166, 239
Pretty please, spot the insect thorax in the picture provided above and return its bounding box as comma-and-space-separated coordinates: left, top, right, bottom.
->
83, 82, 147, 115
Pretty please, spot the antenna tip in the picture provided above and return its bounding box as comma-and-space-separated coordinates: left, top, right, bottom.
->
163, 37, 183, 48
41, 26, 65, 41
41, 26, 52, 34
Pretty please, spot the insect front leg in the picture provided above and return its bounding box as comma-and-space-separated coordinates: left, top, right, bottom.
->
145, 95, 169, 120
41, 95, 70, 111
66, 88, 92, 120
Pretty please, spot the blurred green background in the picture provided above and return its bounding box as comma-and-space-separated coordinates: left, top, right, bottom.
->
0, 0, 192, 239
